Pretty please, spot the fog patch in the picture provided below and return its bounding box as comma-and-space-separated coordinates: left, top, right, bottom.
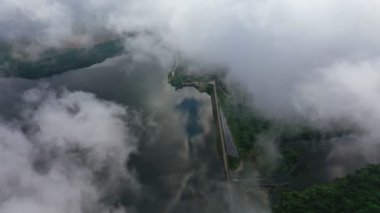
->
0, 86, 139, 213
254, 135, 282, 175
296, 58, 380, 178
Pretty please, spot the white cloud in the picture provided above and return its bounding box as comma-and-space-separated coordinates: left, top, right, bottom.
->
0, 86, 138, 213
295, 58, 380, 176
3, 0, 380, 185
2, 0, 380, 103
295, 58, 380, 132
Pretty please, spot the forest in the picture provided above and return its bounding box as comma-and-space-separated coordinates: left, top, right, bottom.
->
274, 164, 380, 212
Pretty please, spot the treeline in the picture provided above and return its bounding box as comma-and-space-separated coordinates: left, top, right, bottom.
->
219, 95, 270, 159
274, 164, 380, 213
0, 39, 124, 79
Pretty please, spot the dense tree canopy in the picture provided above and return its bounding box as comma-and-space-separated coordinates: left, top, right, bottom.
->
274, 164, 380, 213
0, 39, 124, 79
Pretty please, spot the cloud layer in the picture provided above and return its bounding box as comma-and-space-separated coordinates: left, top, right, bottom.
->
0, 86, 137, 213
3, 0, 380, 210
3, 0, 380, 115
296, 58, 380, 176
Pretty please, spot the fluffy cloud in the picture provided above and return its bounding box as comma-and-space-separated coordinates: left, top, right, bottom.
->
4, 0, 380, 117
295, 59, 380, 127
0, 86, 138, 213
3, 0, 380, 199
295, 58, 380, 176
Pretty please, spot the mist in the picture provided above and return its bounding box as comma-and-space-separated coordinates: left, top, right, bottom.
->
0, 55, 271, 212
0, 86, 137, 213
2, 0, 380, 114
2, 0, 380, 212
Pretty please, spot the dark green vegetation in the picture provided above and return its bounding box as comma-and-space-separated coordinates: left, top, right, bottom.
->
274, 164, 380, 213
217, 90, 270, 160
169, 68, 269, 159
273, 149, 298, 176
0, 39, 125, 79
168, 67, 307, 172
279, 125, 350, 143
168, 66, 222, 93
169, 70, 369, 212
169, 68, 350, 176
168, 68, 271, 170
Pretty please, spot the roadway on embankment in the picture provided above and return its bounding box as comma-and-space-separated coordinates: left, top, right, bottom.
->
209, 81, 231, 183
178, 80, 233, 183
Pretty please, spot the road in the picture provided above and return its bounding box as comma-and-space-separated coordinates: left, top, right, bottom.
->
177, 80, 290, 193
208, 81, 232, 183
219, 108, 239, 158
179, 80, 237, 183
